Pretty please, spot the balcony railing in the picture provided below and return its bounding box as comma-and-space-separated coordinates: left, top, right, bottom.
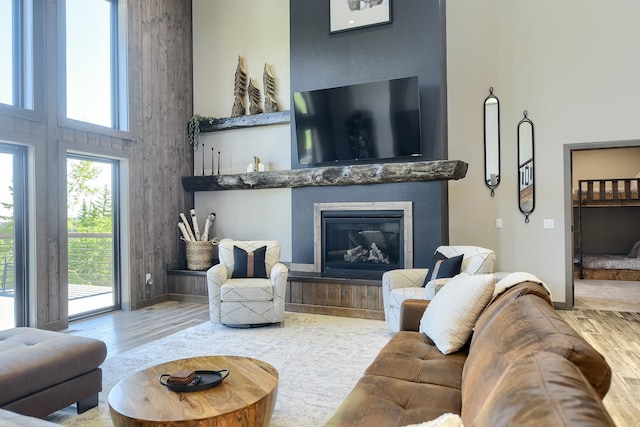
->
0, 232, 114, 293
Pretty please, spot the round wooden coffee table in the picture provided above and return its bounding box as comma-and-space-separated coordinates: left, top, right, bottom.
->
108, 355, 278, 426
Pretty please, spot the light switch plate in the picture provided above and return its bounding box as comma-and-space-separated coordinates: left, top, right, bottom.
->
543, 219, 555, 229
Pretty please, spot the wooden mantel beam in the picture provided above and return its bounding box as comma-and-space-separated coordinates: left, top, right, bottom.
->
182, 160, 468, 192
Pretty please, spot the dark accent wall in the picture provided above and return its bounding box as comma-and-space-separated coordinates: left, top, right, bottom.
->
575, 207, 640, 254
289, 1, 448, 267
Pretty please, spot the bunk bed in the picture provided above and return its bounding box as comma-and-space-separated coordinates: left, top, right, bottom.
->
574, 176, 640, 280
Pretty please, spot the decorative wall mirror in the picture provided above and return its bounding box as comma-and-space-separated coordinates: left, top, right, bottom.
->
483, 87, 501, 196
517, 110, 535, 222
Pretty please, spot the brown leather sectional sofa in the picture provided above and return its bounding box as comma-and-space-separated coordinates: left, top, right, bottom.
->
326, 281, 615, 426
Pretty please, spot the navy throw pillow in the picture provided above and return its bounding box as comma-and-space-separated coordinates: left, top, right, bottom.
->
232, 245, 268, 278
422, 251, 464, 287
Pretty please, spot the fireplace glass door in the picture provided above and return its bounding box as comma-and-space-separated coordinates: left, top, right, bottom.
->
322, 210, 403, 278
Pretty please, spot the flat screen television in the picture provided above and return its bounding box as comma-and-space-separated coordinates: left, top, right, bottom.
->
293, 76, 422, 166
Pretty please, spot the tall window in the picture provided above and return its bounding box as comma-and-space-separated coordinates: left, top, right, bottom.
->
64, 0, 127, 130
0, 0, 34, 109
67, 155, 120, 318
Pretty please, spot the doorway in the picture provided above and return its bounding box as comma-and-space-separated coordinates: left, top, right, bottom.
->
567, 142, 640, 312
0, 143, 28, 330
66, 155, 120, 318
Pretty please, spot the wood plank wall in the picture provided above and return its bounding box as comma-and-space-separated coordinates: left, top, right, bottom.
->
167, 271, 208, 304
286, 276, 384, 320
0, 0, 194, 329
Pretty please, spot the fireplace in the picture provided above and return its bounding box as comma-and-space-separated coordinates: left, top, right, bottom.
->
314, 202, 413, 278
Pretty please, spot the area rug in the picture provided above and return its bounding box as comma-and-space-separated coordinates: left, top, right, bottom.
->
47, 312, 393, 426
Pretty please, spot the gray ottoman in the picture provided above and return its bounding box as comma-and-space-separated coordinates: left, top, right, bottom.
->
0, 327, 107, 418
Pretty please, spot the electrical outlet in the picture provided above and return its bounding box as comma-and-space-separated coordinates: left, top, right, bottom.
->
145, 273, 153, 286
495, 218, 503, 229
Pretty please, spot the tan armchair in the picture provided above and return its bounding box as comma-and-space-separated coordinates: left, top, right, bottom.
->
206, 239, 288, 327
382, 245, 496, 331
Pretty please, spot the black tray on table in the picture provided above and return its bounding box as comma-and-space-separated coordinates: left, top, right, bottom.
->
159, 369, 230, 392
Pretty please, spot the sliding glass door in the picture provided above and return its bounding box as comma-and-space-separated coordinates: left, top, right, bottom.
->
0, 143, 28, 330
67, 155, 120, 318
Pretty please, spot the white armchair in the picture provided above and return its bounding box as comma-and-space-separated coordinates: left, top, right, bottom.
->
382, 245, 496, 331
206, 239, 289, 327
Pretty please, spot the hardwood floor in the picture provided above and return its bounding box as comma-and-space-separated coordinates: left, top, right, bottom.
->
64, 281, 639, 426
559, 308, 640, 427
63, 300, 209, 357
574, 278, 640, 312
559, 279, 640, 427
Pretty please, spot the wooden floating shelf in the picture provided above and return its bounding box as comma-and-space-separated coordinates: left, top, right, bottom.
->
198, 110, 291, 132
182, 160, 468, 192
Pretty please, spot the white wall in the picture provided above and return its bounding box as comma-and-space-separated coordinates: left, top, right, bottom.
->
447, 0, 640, 302
192, 0, 292, 261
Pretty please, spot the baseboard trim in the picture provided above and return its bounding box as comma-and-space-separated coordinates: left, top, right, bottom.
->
285, 303, 384, 320
167, 293, 208, 304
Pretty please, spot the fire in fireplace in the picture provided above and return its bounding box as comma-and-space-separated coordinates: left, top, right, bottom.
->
321, 210, 404, 278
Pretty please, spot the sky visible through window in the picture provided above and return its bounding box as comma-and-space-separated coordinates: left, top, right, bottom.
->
0, 0, 112, 127
66, 0, 112, 127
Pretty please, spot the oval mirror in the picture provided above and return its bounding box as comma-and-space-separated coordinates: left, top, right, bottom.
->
484, 87, 500, 196
517, 110, 535, 222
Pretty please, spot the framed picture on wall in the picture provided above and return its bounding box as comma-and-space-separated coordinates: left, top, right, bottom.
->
330, 0, 392, 34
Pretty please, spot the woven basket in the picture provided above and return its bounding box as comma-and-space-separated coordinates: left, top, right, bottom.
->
185, 240, 216, 270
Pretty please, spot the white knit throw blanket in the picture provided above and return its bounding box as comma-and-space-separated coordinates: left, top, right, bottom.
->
493, 271, 552, 300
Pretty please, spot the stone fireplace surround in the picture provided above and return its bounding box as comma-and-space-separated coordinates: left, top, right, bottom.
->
286, 199, 416, 320
313, 202, 413, 275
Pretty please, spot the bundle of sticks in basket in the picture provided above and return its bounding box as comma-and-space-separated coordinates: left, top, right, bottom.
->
178, 209, 217, 242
